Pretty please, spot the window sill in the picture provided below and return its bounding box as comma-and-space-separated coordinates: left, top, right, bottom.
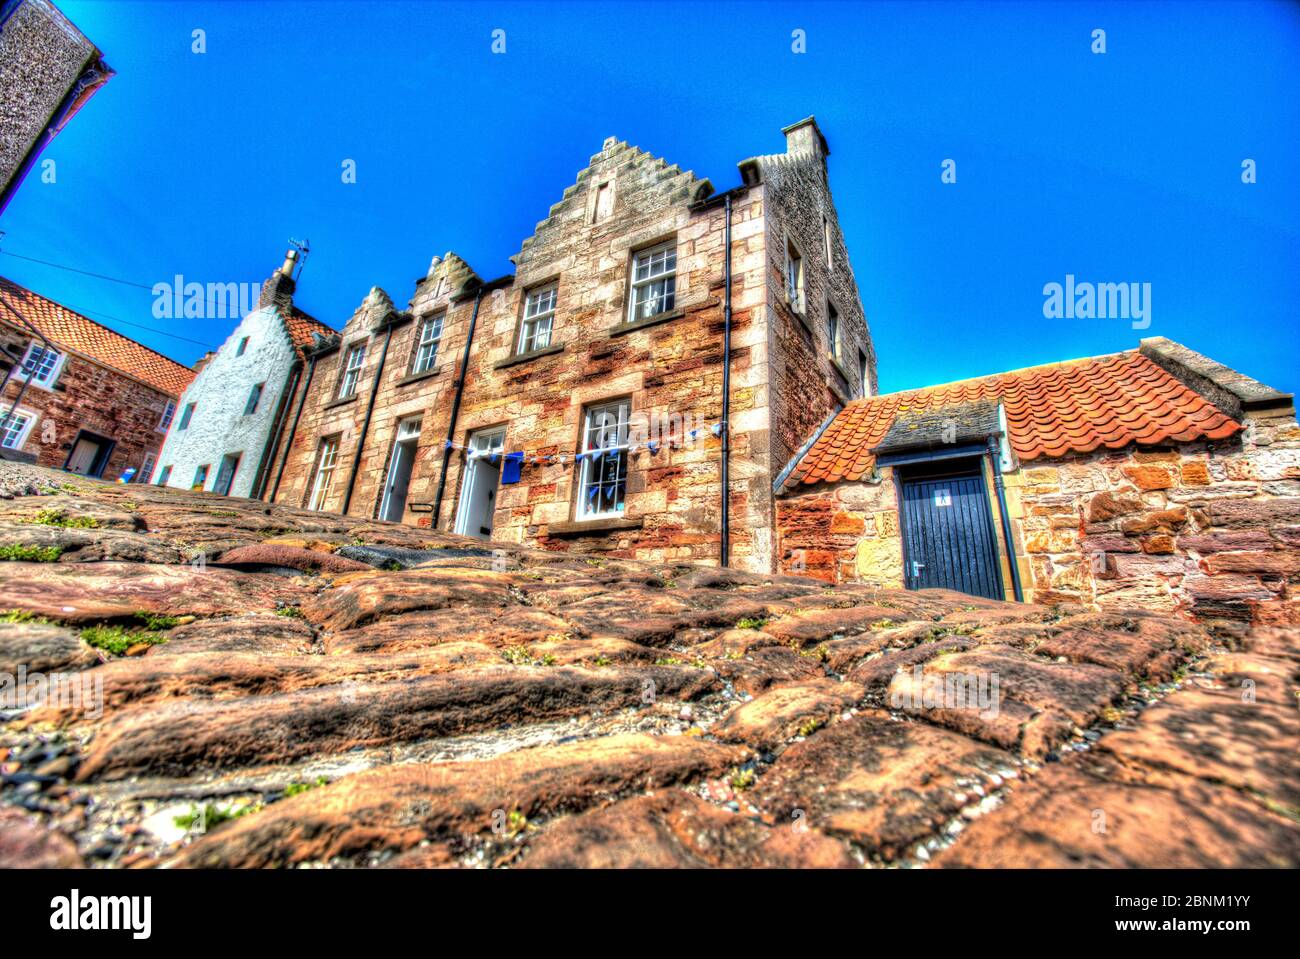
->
787, 303, 813, 335
610, 308, 685, 337
324, 394, 359, 411
546, 515, 643, 537
828, 352, 851, 382
396, 368, 441, 387
14, 376, 57, 392
494, 343, 565, 370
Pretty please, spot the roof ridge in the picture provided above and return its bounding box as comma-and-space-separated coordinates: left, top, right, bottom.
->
784, 345, 1243, 489
855, 349, 1138, 406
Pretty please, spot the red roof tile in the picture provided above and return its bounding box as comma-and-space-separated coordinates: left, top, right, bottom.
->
786, 350, 1242, 488
280, 307, 335, 359
0, 276, 194, 397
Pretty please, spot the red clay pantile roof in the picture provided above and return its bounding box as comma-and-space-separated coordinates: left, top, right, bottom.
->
280, 307, 335, 359
785, 350, 1242, 488
0, 276, 195, 397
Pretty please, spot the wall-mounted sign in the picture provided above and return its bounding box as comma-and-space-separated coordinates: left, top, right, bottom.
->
934, 488, 952, 507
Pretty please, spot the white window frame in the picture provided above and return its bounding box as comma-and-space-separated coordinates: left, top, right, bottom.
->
158, 399, 177, 432
16, 342, 64, 389
627, 241, 677, 323
518, 284, 557, 353
785, 240, 804, 313
0, 408, 36, 451
338, 343, 366, 398
308, 437, 340, 511
577, 400, 630, 520
411, 314, 444, 374
138, 451, 157, 484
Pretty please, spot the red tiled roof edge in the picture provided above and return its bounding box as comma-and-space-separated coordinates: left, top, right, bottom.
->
0, 276, 194, 397
278, 307, 337, 359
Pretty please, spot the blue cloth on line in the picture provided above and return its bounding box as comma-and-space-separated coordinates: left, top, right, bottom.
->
501, 451, 524, 484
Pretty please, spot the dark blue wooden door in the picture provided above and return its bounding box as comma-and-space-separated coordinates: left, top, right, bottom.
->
899, 467, 1003, 600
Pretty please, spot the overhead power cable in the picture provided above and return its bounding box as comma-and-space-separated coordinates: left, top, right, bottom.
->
0, 249, 155, 290
0, 248, 216, 349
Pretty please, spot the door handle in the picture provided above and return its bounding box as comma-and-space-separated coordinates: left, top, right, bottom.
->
911, 561, 926, 577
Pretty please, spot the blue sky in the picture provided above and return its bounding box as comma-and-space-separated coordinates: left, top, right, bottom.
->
2, 0, 1297, 396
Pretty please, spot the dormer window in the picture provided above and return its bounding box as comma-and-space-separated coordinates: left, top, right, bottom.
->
519, 284, 557, 353
338, 343, 366, 398
628, 241, 676, 322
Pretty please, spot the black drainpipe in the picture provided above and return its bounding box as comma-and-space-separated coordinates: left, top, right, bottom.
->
689, 186, 746, 567
431, 286, 485, 528
251, 361, 301, 500
268, 350, 319, 502
341, 318, 395, 515
987, 434, 1024, 602
719, 193, 733, 567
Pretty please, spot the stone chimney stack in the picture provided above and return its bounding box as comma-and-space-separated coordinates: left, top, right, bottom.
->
258, 248, 298, 311
782, 116, 830, 165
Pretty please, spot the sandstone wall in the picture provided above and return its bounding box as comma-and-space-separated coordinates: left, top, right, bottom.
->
272, 129, 875, 575
1010, 406, 1300, 624
0, 322, 175, 482
759, 142, 876, 472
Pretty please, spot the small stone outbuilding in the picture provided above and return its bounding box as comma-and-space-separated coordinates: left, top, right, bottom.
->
775, 337, 1299, 625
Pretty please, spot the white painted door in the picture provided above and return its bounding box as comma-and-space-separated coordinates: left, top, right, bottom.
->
67, 438, 99, 475
379, 417, 422, 523
454, 428, 505, 539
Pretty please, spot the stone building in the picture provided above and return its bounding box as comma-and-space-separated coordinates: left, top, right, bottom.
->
774, 338, 1299, 625
0, 0, 112, 215
0, 276, 193, 480
269, 118, 873, 573
152, 252, 336, 497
